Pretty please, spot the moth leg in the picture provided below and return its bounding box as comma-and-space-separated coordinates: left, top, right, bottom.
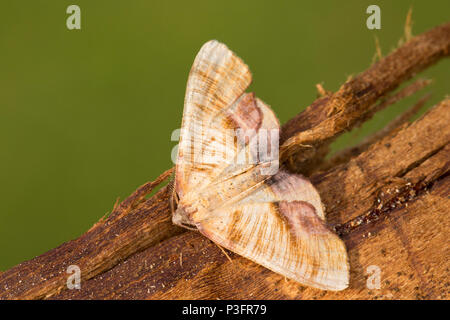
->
214, 242, 233, 263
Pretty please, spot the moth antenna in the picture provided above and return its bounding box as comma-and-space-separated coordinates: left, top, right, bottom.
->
168, 174, 179, 214
168, 182, 175, 214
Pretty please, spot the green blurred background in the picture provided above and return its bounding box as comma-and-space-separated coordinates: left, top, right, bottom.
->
0, 1, 448, 270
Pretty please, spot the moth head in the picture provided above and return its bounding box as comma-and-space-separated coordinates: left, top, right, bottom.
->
172, 206, 197, 230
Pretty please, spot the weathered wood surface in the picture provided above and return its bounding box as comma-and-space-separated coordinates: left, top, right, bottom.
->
51, 99, 450, 300
0, 22, 449, 300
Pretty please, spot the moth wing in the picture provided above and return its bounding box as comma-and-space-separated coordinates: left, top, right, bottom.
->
175, 40, 252, 197
238, 169, 326, 220
193, 170, 349, 291
176, 95, 281, 223
210, 96, 280, 184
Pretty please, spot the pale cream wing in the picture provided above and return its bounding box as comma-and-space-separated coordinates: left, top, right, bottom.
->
193, 171, 349, 291
175, 40, 252, 197
178, 96, 281, 212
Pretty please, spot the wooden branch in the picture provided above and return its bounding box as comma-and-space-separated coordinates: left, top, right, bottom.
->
0, 22, 449, 300
0, 169, 181, 299
324, 90, 432, 170
51, 99, 450, 300
280, 22, 450, 174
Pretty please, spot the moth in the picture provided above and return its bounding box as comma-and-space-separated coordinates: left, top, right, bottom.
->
172, 40, 349, 291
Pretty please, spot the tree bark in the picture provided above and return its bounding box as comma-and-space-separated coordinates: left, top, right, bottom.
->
0, 22, 449, 300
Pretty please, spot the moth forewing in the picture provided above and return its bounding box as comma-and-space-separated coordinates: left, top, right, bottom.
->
175, 40, 252, 198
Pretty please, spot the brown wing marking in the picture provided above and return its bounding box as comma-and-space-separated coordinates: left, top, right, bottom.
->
194, 172, 349, 291
238, 168, 325, 220
226, 92, 262, 133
